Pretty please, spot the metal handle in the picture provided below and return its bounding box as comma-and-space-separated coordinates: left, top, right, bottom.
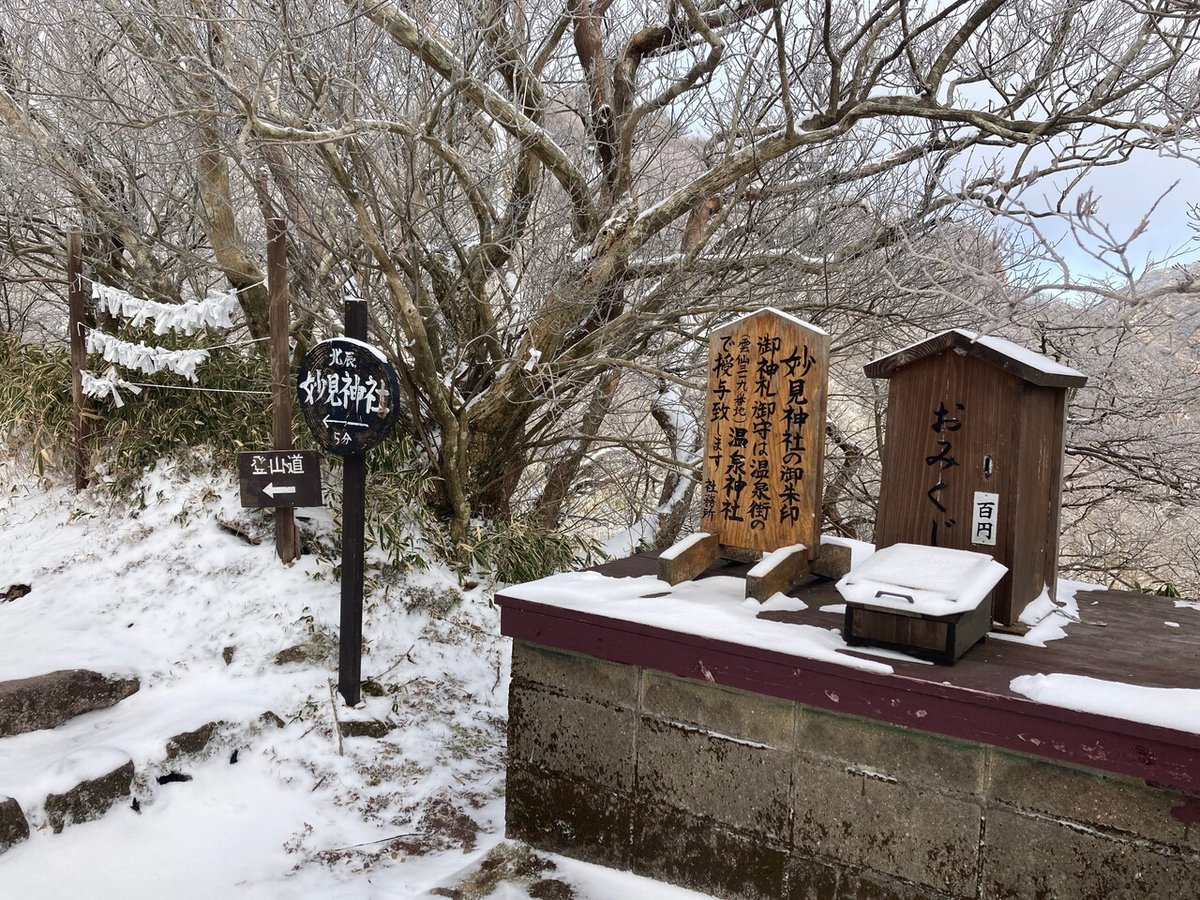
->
875, 589, 914, 604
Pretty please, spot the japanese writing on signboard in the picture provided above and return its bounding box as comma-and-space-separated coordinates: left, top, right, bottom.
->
297, 338, 401, 456
925, 400, 965, 546
248, 452, 309, 476
700, 309, 828, 554
972, 491, 999, 546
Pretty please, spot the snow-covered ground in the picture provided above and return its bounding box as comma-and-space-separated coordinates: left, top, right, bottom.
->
0, 455, 717, 899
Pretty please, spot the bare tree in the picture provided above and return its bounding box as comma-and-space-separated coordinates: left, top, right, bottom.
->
2, 1, 1199, 584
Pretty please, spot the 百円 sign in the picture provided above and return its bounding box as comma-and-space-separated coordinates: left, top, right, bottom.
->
238, 450, 323, 508
297, 337, 400, 456
699, 308, 829, 555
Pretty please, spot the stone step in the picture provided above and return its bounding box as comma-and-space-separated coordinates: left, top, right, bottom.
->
1, 796, 30, 854
0, 708, 285, 856
0, 670, 140, 739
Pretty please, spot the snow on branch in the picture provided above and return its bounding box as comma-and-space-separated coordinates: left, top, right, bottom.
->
85, 330, 210, 382
91, 283, 238, 335
80, 367, 143, 408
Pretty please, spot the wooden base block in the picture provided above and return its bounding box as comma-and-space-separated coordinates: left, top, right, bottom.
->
989, 621, 1031, 637
658, 533, 719, 585
812, 542, 853, 579
745, 546, 810, 603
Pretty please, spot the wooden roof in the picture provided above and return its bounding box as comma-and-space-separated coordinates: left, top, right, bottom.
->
865, 328, 1088, 388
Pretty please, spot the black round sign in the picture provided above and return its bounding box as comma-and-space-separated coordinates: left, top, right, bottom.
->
297, 338, 401, 456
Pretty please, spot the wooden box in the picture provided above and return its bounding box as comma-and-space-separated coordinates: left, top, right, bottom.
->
844, 594, 994, 664
865, 329, 1087, 626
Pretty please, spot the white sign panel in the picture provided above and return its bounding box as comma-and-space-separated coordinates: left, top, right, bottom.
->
972, 491, 999, 546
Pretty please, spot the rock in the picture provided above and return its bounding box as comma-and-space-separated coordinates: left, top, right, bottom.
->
155, 771, 192, 785
259, 710, 285, 729
529, 879, 575, 900
0, 796, 29, 856
2, 584, 31, 602
273, 645, 309, 666
338, 718, 391, 739
273, 632, 336, 667
44, 759, 135, 834
166, 721, 220, 760
0, 670, 140, 738
221, 646, 236, 665
420, 796, 481, 852
361, 678, 387, 697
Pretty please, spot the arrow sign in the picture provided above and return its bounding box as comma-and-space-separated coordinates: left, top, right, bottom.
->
322, 415, 369, 429
238, 451, 323, 508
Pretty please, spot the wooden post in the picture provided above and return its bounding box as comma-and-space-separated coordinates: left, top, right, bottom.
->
338, 296, 368, 706
267, 217, 298, 564
66, 226, 92, 490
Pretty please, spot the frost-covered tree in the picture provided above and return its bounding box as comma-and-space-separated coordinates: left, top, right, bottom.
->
1, 1, 1199, 583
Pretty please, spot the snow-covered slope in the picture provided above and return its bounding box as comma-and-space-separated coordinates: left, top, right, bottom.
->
0, 455, 712, 899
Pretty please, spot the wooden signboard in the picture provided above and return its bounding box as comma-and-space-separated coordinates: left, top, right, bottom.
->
699, 309, 830, 557
297, 337, 400, 457
238, 450, 323, 508
866, 329, 1087, 626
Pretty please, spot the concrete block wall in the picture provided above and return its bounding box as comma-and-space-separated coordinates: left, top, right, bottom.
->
506, 640, 1200, 900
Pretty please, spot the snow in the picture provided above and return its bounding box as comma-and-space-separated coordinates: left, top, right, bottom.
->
835, 543, 1007, 615
1175, 600, 1200, 611
820, 534, 874, 569
869, 328, 1085, 379
1009, 673, 1200, 734
986, 579, 1101, 647
747, 543, 807, 579
310, 335, 390, 364
0, 454, 732, 898
659, 532, 711, 561
600, 516, 656, 559
723, 306, 828, 336
971, 331, 1084, 379
504, 571, 894, 674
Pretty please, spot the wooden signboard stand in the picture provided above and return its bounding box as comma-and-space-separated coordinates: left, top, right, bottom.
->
659, 309, 848, 600
66, 226, 93, 491
267, 217, 299, 563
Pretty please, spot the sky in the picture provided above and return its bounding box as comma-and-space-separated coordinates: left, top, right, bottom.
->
1019, 150, 1200, 282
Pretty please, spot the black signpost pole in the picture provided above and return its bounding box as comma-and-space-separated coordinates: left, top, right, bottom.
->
294, 296, 397, 706
338, 297, 369, 705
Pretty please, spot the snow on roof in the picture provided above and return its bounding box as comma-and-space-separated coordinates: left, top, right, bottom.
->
968, 330, 1085, 378
716, 306, 828, 336
865, 328, 1086, 387
311, 335, 390, 363
835, 543, 1007, 616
